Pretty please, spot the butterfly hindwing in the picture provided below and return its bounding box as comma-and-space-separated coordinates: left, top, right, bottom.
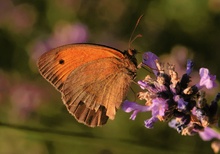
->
62, 57, 135, 127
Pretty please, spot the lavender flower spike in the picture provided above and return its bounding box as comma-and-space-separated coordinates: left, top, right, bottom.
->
123, 51, 219, 138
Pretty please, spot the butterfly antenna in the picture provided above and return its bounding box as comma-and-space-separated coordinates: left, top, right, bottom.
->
128, 14, 144, 49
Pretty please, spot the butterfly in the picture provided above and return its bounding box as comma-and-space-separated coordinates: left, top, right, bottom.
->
37, 43, 137, 127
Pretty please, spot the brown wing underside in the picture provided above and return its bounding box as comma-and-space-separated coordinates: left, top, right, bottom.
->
62, 58, 134, 127
37, 44, 125, 91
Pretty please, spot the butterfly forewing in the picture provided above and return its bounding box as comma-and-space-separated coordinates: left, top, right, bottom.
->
37, 44, 125, 91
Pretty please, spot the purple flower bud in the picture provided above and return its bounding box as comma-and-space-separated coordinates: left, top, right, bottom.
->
186, 59, 193, 75
137, 80, 148, 89
173, 95, 188, 111
151, 98, 167, 117
144, 116, 158, 129
122, 100, 151, 120
168, 119, 178, 129
199, 127, 220, 141
197, 68, 217, 89
142, 52, 159, 75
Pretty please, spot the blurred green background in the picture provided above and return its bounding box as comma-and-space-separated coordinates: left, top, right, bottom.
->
1, 0, 220, 153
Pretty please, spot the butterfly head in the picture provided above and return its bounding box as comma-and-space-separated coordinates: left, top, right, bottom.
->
124, 48, 138, 67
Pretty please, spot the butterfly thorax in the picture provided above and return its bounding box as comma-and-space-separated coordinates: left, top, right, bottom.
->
121, 49, 137, 78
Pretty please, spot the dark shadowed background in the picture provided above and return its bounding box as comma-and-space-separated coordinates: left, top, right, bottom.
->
0, 0, 220, 153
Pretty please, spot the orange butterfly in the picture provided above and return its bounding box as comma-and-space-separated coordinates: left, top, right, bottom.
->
37, 44, 137, 127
